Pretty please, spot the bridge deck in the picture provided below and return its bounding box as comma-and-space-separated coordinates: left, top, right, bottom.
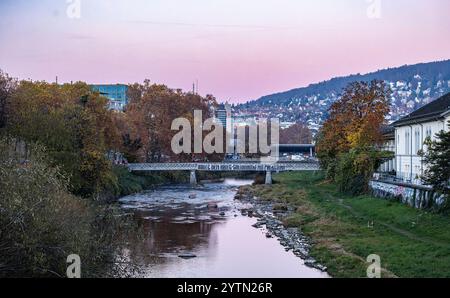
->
127, 162, 320, 172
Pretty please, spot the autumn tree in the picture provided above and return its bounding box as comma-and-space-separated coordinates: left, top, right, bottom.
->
108, 112, 142, 163
126, 81, 221, 162
317, 80, 391, 193
2, 72, 226, 197
279, 123, 312, 144
126, 82, 178, 162
6, 80, 119, 198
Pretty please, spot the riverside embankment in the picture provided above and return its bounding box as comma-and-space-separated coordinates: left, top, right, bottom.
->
237, 171, 450, 278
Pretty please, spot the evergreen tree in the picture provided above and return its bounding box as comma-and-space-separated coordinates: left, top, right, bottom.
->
422, 122, 450, 195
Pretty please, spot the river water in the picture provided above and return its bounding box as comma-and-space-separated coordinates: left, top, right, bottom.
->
118, 179, 328, 278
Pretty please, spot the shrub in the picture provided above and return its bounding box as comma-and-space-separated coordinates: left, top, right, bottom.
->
335, 148, 384, 195
0, 138, 126, 277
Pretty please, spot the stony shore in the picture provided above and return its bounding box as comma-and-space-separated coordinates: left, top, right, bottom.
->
234, 186, 328, 273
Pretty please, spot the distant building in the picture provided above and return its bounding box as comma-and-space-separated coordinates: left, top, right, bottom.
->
391, 92, 450, 183
215, 103, 232, 128
91, 84, 128, 111
215, 103, 235, 156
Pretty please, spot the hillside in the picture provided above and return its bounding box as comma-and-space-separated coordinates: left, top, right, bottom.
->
236, 60, 450, 131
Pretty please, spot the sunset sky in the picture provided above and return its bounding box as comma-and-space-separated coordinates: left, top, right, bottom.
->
1, 0, 449, 102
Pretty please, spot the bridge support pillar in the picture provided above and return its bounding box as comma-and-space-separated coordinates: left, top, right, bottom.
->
190, 170, 197, 185
265, 171, 272, 185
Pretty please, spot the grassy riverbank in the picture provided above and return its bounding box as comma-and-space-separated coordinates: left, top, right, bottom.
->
243, 171, 450, 278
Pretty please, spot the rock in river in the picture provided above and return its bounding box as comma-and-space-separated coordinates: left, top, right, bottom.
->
207, 202, 218, 209
178, 253, 197, 259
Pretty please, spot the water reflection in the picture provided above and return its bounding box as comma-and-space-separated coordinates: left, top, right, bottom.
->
118, 179, 328, 278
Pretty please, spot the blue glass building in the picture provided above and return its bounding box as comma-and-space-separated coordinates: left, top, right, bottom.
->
90, 84, 128, 111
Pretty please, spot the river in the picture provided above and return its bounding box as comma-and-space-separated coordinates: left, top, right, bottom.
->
118, 178, 329, 278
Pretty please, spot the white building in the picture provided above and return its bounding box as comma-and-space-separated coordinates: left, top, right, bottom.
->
392, 93, 450, 183
379, 126, 396, 173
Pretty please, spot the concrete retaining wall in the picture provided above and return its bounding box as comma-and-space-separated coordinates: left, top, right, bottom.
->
369, 180, 447, 211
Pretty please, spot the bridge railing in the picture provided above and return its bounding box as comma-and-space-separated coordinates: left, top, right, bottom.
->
127, 162, 320, 172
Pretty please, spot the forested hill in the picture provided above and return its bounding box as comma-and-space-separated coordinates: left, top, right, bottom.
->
237, 59, 450, 130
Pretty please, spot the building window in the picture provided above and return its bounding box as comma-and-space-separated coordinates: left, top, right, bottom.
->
415, 128, 421, 154
397, 134, 400, 152
405, 131, 410, 155
426, 127, 432, 139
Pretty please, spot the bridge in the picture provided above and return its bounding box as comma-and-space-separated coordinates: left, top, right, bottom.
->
127, 161, 320, 185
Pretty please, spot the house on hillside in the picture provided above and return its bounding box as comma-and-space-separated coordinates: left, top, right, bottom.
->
392, 92, 450, 184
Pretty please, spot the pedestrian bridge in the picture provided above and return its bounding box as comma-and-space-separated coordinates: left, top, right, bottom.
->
127, 161, 320, 185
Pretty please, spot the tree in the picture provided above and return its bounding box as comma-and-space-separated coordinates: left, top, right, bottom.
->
317, 80, 390, 156
317, 80, 390, 165
335, 148, 386, 195
316, 80, 391, 193
5, 80, 119, 198
125, 81, 222, 162
0, 70, 17, 130
421, 123, 450, 196
107, 112, 142, 163
279, 123, 312, 144
0, 137, 134, 277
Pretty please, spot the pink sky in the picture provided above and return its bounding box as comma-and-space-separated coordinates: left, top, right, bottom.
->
0, 0, 449, 102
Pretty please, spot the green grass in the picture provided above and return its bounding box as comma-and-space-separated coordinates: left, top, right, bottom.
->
245, 171, 450, 278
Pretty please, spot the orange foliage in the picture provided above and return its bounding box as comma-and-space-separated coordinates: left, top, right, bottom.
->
317, 80, 390, 160
125, 81, 221, 162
